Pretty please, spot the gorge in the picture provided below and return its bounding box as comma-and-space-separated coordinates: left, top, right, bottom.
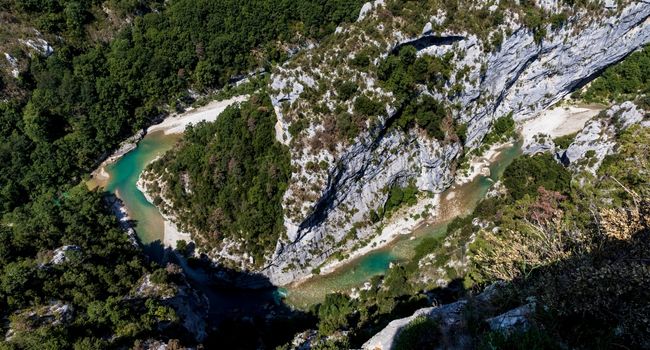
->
2, 0, 650, 348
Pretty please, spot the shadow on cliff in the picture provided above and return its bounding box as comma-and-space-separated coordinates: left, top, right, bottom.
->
143, 239, 316, 349
351, 278, 469, 346
380, 208, 650, 349
498, 216, 650, 349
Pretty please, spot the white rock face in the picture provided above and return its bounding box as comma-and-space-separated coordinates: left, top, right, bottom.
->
4, 53, 20, 78
19, 38, 54, 57
363, 300, 470, 350
362, 284, 540, 350
486, 303, 535, 333
362, 283, 503, 350
357, 0, 385, 22
259, 3, 650, 285
562, 102, 647, 173
50, 245, 81, 265
492, 3, 650, 124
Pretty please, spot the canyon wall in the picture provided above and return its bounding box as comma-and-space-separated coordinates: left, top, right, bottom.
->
263, 1, 650, 285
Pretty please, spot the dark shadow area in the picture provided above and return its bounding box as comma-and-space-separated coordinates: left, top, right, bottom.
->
349, 277, 469, 346
142, 241, 315, 349
502, 222, 650, 349
391, 35, 465, 55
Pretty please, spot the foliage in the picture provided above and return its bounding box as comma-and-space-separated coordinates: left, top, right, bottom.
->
396, 95, 448, 140
353, 95, 385, 117
0, 187, 179, 347
0, 0, 364, 213
470, 125, 650, 348
552, 132, 577, 149
502, 153, 571, 200
317, 293, 355, 334
581, 45, 650, 103
147, 95, 291, 265
378, 45, 454, 104
336, 81, 359, 101
476, 326, 560, 350
393, 316, 440, 350
483, 113, 515, 145
383, 182, 419, 216
312, 263, 429, 346
2, 2, 366, 346
377, 45, 457, 139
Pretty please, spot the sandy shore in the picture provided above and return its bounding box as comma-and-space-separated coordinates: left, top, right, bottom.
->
90, 95, 247, 190
315, 195, 441, 277
521, 103, 603, 147
295, 102, 604, 284
147, 95, 248, 135
163, 220, 192, 249
135, 174, 193, 250
454, 142, 512, 186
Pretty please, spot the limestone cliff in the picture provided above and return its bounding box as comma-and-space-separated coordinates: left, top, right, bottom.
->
262, 1, 650, 285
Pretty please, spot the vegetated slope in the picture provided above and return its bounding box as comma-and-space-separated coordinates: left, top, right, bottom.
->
142, 95, 291, 267
0, 1, 366, 348
0, 0, 364, 213
141, 1, 650, 285
261, 0, 650, 284
0, 187, 188, 348
288, 47, 650, 349
290, 104, 650, 350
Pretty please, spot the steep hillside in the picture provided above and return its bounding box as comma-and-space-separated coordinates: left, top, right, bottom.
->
0, 1, 367, 348
280, 41, 650, 348
269, 1, 650, 284
361, 103, 650, 350
144, 1, 650, 285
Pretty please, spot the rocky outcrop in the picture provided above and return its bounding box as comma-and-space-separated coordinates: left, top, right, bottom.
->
361, 283, 536, 350
261, 2, 650, 285
468, 1, 650, 144
5, 302, 74, 341
486, 303, 535, 334
49, 245, 81, 265
105, 194, 140, 247
135, 267, 209, 343
264, 2, 650, 284
162, 282, 209, 343
561, 101, 647, 173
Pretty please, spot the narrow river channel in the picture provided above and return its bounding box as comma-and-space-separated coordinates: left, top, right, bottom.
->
94, 128, 521, 309
285, 142, 522, 307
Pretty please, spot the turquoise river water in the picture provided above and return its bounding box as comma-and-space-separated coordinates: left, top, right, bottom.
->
96, 130, 521, 308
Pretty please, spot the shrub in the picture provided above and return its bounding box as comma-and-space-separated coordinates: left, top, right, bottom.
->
354, 95, 385, 117
336, 81, 358, 101
502, 154, 571, 200
477, 327, 559, 350
552, 132, 577, 149
317, 293, 354, 334
393, 316, 440, 350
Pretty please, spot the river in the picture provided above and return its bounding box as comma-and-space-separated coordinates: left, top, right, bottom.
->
285, 142, 522, 307
93, 129, 521, 310
91, 130, 284, 320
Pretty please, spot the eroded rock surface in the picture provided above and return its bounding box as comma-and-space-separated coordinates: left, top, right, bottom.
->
262, 1, 650, 285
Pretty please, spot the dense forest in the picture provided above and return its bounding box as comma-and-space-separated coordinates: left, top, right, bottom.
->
0, 0, 364, 212
144, 96, 291, 266
0, 187, 182, 348
0, 0, 364, 347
